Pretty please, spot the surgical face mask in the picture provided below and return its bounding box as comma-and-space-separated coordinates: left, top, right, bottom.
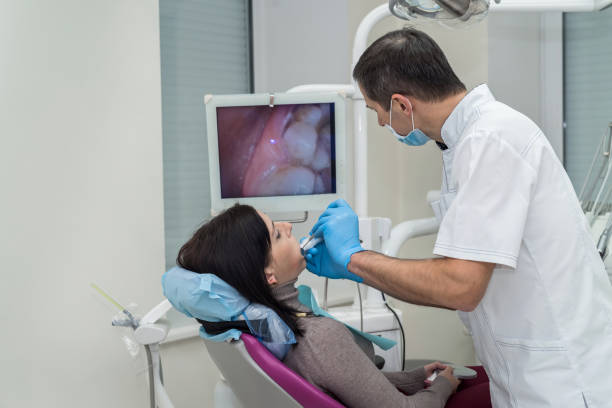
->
385, 98, 430, 146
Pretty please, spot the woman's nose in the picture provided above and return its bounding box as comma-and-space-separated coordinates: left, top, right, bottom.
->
283, 222, 292, 235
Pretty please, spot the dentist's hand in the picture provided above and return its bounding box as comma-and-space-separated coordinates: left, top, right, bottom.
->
305, 199, 365, 282
300, 237, 342, 279
304, 244, 363, 282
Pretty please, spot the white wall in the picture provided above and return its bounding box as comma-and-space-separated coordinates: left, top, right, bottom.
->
488, 12, 543, 124
253, 0, 350, 93
0, 1, 166, 406
487, 11, 564, 160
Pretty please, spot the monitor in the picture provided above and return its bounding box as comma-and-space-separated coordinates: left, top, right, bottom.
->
205, 92, 346, 214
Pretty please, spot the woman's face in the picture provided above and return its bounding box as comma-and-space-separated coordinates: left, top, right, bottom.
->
257, 210, 306, 286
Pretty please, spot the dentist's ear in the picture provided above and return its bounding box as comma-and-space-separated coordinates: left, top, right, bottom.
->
392, 93, 412, 115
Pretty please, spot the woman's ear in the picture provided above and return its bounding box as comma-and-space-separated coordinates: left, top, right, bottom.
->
264, 266, 278, 286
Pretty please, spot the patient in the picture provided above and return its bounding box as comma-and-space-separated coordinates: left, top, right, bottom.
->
177, 204, 460, 408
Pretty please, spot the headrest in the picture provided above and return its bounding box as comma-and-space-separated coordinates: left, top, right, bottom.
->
162, 266, 249, 322
162, 266, 296, 359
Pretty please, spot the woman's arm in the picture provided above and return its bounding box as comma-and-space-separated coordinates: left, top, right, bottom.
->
300, 318, 455, 408
383, 367, 428, 395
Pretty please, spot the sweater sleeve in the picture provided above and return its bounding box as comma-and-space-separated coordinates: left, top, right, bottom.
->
383, 367, 427, 395
301, 318, 454, 408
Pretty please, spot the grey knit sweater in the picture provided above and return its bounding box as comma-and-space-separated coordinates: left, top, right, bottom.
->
273, 280, 454, 408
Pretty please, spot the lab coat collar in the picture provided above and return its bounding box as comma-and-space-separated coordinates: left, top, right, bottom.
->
440, 84, 495, 150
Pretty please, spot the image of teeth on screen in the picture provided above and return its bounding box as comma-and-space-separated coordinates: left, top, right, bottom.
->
216, 103, 336, 198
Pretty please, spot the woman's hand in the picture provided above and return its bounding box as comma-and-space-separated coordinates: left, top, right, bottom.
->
424, 362, 460, 393
424, 361, 447, 379
438, 366, 461, 393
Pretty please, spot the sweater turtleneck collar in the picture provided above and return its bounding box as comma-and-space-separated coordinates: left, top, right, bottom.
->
270, 279, 311, 313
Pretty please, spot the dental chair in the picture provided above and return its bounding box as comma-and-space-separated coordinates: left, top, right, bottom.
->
135, 299, 345, 408
157, 267, 345, 408
204, 332, 344, 408
140, 299, 480, 408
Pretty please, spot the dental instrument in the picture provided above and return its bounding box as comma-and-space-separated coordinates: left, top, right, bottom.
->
91, 283, 138, 329
426, 365, 478, 382
93, 282, 172, 408
300, 235, 323, 255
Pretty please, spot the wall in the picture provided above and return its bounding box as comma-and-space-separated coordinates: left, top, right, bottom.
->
488, 12, 543, 125
487, 11, 564, 160
0, 1, 165, 406
252, 0, 350, 93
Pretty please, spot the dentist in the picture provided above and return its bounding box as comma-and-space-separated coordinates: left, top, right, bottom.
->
305, 28, 612, 408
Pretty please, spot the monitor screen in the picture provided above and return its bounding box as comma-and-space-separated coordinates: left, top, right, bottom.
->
205, 92, 346, 213
216, 103, 336, 199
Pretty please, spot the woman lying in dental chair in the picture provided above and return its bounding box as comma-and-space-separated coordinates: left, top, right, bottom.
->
176, 204, 482, 408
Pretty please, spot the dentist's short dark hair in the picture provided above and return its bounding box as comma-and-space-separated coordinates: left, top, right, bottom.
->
352, 27, 466, 109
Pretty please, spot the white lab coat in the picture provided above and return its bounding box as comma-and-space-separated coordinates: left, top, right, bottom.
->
430, 85, 612, 408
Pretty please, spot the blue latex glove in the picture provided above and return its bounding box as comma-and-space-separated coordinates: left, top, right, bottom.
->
305, 199, 364, 282
300, 237, 339, 279
304, 244, 363, 282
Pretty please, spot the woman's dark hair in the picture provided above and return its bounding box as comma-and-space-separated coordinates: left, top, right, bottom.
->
353, 27, 466, 107
177, 203, 302, 336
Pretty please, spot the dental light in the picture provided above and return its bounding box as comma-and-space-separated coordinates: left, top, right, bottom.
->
388, 0, 612, 24
388, 0, 495, 25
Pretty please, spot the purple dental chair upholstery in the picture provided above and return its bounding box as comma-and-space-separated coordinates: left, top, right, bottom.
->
203, 333, 345, 408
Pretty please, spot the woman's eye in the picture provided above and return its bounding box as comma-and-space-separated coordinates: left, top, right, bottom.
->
276, 230, 281, 239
